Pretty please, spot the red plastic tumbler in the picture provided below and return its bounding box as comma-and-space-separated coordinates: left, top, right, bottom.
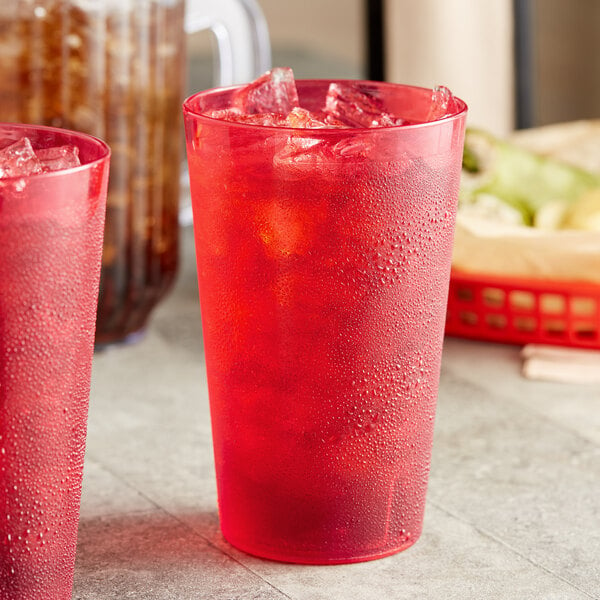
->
0, 123, 110, 598
184, 80, 467, 564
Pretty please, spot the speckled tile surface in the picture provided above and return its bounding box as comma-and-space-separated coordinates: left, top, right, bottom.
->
72, 227, 600, 600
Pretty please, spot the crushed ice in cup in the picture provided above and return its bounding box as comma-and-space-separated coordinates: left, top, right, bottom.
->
273, 138, 328, 176
0, 137, 81, 179
0, 138, 43, 178
254, 200, 318, 258
36, 145, 81, 172
203, 107, 287, 127
426, 85, 456, 121
203, 68, 458, 129
324, 82, 403, 128
233, 67, 300, 115
285, 107, 329, 129
204, 107, 327, 129
331, 137, 374, 158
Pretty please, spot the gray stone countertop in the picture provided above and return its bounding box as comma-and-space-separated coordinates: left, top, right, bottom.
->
73, 226, 600, 599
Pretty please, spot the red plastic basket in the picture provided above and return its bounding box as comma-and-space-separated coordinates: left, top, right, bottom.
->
446, 270, 600, 348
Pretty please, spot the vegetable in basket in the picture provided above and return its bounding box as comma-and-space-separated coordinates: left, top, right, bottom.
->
459, 129, 600, 230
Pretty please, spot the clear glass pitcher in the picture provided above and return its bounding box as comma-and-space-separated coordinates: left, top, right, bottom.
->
0, 0, 270, 346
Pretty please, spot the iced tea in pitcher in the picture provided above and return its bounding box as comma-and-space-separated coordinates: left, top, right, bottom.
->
0, 1, 183, 344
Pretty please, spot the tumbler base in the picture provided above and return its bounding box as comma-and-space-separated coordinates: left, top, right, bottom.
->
221, 531, 421, 565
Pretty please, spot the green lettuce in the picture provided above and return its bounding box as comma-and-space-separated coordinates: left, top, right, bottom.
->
460, 129, 600, 228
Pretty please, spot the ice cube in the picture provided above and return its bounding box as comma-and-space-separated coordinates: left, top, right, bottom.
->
255, 201, 310, 257
206, 106, 331, 129
272, 130, 374, 179
272, 137, 328, 178
426, 85, 456, 121
235, 113, 289, 127
204, 107, 244, 121
233, 67, 300, 115
205, 107, 289, 127
37, 145, 81, 172
284, 107, 329, 129
324, 82, 402, 128
254, 197, 327, 258
0, 137, 43, 178
331, 136, 374, 159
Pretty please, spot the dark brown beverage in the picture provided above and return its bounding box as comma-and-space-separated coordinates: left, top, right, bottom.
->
0, 1, 184, 344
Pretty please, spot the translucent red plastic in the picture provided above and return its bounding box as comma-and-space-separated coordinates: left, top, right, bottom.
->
184, 80, 467, 564
0, 123, 109, 599
446, 270, 600, 348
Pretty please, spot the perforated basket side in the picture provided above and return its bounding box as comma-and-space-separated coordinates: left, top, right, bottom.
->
446, 270, 600, 348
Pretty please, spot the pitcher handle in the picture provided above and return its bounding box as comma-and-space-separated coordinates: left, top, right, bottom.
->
186, 0, 271, 85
